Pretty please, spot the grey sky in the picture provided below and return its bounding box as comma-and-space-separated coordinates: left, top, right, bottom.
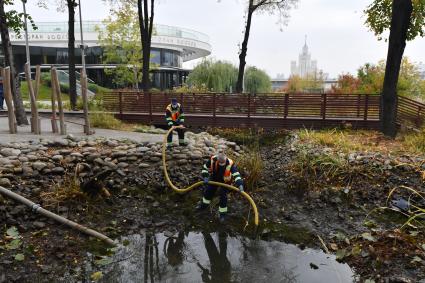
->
10, 0, 425, 78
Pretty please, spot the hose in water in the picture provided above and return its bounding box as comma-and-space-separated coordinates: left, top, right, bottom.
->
162, 126, 259, 226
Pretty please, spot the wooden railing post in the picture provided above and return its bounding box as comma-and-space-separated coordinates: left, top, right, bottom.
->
52, 68, 66, 135
247, 93, 251, 118
119, 92, 123, 119
364, 94, 369, 121
25, 63, 40, 134
284, 93, 289, 119
417, 106, 422, 128
213, 93, 216, 126
321, 93, 327, 120
356, 94, 361, 118
149, 92, 153, 123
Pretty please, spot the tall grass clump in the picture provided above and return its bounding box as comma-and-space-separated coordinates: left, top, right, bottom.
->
233, 147, 264, 192
89, 112, 122, 130
402, 128, 425, 154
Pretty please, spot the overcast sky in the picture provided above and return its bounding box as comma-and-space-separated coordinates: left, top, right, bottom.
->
9, 0, 425, 78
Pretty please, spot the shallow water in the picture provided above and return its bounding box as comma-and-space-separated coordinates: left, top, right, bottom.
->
89, 231, 354, 283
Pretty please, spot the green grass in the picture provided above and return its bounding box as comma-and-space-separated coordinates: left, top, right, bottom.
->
89, 112, 123, 129
20, 81, 68, 101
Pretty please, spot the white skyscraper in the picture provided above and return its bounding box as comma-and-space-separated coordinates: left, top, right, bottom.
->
290, 37, 319, 78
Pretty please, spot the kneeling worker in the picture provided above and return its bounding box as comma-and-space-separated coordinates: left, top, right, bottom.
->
196, 150, 244, 222
165, 98, 187, 148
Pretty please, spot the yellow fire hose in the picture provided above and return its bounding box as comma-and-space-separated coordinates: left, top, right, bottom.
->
162, 126, 259, 226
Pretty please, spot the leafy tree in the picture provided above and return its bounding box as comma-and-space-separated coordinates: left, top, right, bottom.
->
364, 0, 425, 137
0, 0, 39, 124
235, 0, 297, 93
187, 59, 238, 92
244, 66, 271, 93
332, 58, 424, 99
284, 72, 325, 93
330, 74, 361, 94
97, 3, 142, 88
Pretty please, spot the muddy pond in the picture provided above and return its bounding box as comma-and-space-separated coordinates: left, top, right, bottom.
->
84, 231, 355, 283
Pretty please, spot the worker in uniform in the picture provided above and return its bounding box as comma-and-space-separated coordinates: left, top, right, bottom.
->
165, 98, 187, 148
196, 150, 244, 222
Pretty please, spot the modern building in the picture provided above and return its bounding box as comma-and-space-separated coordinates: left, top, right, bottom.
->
1, 21, 211, 89
290, 37, 325, 78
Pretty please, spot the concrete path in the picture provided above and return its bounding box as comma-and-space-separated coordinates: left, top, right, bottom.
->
0, 116, 164, 144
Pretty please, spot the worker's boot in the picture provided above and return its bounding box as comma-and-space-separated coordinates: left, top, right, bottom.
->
179, 139, 188, 146
219, 213, 227, 223
167, 142, 173, 150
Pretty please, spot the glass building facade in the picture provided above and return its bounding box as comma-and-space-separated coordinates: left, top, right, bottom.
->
1, 21, 211, 90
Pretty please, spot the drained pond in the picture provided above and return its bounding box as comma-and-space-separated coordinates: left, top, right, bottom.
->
85, 231, 354, 283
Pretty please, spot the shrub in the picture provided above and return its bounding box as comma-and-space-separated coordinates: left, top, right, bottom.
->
89, 112, 122, 129
233, 147, 264, 192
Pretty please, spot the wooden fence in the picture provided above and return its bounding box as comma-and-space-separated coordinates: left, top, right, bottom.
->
102, 91, 425, 130
397, 95, 425, 128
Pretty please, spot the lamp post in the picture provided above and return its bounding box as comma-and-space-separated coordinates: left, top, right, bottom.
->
22, 0, 30, 66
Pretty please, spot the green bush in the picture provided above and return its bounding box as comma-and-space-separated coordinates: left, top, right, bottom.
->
89, 112, 122, 129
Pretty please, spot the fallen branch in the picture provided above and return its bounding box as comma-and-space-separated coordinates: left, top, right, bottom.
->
0, 186, 115, 246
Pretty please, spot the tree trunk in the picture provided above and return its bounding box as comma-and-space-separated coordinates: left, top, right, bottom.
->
236, 0, 254, 93
0, 1, 28, 125
68, 0, 77, 110
381, 0, 413, 137
138, 0, 154, 92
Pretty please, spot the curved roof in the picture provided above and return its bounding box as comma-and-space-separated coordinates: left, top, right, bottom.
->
9, 21, 211, 62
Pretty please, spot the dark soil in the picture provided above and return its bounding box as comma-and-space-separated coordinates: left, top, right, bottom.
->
1, 134, 425, 282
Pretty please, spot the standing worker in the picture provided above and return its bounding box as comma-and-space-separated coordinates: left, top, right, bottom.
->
165, 98, 187, 148
196, 149, 244, 222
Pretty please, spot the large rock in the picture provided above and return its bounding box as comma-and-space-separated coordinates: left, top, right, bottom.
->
52, 155, 64, 162
32, 162, 47, 171
0, 158, 11, 165
111, 151, 127, 158
51, 167, 65, 174
0, 148, 21, 157
0, 178, 11, 187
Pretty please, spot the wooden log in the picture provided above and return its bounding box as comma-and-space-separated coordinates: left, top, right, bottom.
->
1, 67, 17, 133
50, 68, 59, 133
80, 69, 92, 135
52, 68, 66, 135
34, 65, 41, 100
25, 63, 40, 134
0, 186, 115, 246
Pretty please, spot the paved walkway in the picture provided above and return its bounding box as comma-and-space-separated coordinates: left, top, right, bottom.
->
0, 116, 164, 143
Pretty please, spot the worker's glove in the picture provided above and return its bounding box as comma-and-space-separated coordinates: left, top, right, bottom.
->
239, 185, 244, 192
203, 177, 209, 185
175, 120, 181, 126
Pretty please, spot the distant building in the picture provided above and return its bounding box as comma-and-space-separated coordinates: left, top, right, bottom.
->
419, 63, 425, 80
290, 37, 323, 78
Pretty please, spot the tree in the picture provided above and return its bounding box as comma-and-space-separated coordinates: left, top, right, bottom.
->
137, 0, 154, 91
97, 3, 142, 88
330, 74, 361, 94
67, 0, 77, 110
0, 0, 33, 125
244, 66, 271, 93
284, 72, 325, 93
187, 59, 238, 92
235, 0, 297, 93
365, 0, 425, 137
55, 0, 78, 110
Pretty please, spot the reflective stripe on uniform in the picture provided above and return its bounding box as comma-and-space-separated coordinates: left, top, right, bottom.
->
232, 172, 240, 177
202, 197, 211, 204
219, 206, 228, 213
234, 177, 242, 182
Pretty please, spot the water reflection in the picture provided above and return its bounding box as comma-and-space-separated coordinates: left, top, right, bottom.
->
92, 232, 354, 283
